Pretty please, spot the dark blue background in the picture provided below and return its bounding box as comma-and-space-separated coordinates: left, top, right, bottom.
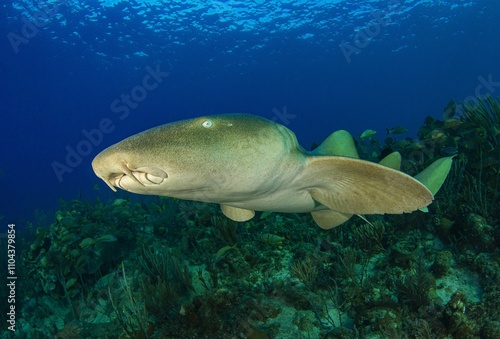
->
1, 1, 499, 227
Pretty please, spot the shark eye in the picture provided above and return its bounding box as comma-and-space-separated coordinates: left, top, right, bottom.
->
202, 120, 213, 128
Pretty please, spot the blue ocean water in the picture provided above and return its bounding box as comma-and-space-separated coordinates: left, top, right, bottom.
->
1, 0, 499, 225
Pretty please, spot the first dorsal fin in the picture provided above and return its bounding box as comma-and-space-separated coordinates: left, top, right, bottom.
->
310, 130, 359, 158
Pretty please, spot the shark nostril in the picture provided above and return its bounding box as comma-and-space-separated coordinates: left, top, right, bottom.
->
133, 172, 165, 185
114, 171, 165, 189
114, 174, 125, 189
145, 173, 164, 184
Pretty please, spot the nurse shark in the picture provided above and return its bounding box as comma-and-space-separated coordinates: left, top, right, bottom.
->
92, 114, 451, 229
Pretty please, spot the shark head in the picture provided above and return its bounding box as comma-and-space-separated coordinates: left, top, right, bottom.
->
92, 114, 302, 204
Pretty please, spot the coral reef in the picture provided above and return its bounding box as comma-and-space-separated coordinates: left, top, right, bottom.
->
7, 97, 500, 338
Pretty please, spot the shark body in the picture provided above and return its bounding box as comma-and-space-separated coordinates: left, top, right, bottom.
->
92, 114, 434, 228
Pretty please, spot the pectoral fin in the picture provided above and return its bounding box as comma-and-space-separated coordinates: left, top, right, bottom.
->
305, 156, 433, 215
220, 205, 255, 222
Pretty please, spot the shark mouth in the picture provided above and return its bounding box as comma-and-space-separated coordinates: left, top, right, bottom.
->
102, 162, 168, 192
